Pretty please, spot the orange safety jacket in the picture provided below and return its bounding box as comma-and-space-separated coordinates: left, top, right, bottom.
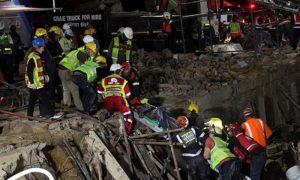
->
241, 118, 272, 148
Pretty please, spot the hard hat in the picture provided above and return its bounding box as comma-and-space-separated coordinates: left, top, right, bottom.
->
96, 56, 107, 64
110, 64, 122, 72
121, 62, 131, 70
83, 35, 94, 44
84, 27, 96, 35
123, 27, 133, 40
188, 103, 200, 114
85, 42, 97, 53
117, 27, 125, 34
32, 38, 45, 48
205, 117, 224, 130
0, 22, 5, 30
176, 116, 189, 128
35, 28, 47, 37
210, 126, 223, 135
228, 122, 243, 133
49, 26, 62, 35
243, 107, 253, 117
64, 29, 74, 37
163, 12, 171, 20
62, 23, 70, 30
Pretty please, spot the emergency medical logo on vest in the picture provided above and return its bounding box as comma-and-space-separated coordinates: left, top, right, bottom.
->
177, 129, 197, 148
108, 78, 120, 85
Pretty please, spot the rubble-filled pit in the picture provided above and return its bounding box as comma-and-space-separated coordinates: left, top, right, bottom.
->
0, 47, 300, 179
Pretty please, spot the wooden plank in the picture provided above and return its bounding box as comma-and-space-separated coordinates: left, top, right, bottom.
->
84, 131, 130, 180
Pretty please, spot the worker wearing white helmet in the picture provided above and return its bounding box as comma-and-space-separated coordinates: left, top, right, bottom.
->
108, 26, 136, 64
83, 35, 94, 44
97, 63, 134, 134
59, 27, 77, 53
0, 21, 14, 83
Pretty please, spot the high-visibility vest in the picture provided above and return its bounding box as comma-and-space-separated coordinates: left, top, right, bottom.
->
25, 52, 45, 89
101, 74, 128, 104
242, 118, 272, 148
111, 37, 132, 64
210, 136, 236, 170
229, 22, 241, 37
176, 127, 197, 148
0, 33, 12, 54
59, 47, 84, 71
163, 21, 172, 34
75, 60, 99, 83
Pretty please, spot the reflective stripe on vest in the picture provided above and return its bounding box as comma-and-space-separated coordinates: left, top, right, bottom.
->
243, 118, 267, 148
111, 37, 132, 64
182, 149, 202, 157
59, 48, 83, 71
75, 60, 99, 83
0, 34, 12, 54
210, 136, 236, 170
176, 128, 197, 148
25, 52, 44, 89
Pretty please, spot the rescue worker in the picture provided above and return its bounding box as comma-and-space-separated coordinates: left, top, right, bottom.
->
72, 42, 99, 114
291, 12, 300, 50
192, 16, 205, 55
121, 62, 141, 105
58, 43, 86, 112
96, 55, 109, 81
241, 107, 272, 179
47, 26, 65, 104
174, 116, 210, 180
108, 27, 136, 65
60, 28, 76, 53
227, 122, 266, 180
0, 22, 14, 83
229, 15, 243, 45
255, 16, 273, 50
161, 12, 176, 51
25, 38, 53, 119
97, 64, 134, 134
203, 117, 240, 180
84, 27, 100, 49
187, 103, 204, 127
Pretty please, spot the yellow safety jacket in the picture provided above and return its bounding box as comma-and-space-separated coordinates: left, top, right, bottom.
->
112, 37, 132, 64
59, 47, 84, 71
0, 33, 12, 54
210, 136, 236, 170
75, 60, 99, 83
25, 52, 45, 89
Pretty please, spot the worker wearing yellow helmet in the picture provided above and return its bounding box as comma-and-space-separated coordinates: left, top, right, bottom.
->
187, 103, 204, 127
72, 42, 100, 114
49, 26, 62, 37
95, 55, 109, 81
35, 28, 47, 38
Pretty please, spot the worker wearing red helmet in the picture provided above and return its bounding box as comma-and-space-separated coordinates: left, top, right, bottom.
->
227, 122, 266, 180
97, 64, 134, 134
121, 62, 141, 105
241, 107, 272, 180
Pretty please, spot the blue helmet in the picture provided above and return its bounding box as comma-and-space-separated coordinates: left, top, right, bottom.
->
32, 38, 45, 47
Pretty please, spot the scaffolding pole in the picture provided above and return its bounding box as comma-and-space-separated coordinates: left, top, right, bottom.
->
179, 0, 187, 53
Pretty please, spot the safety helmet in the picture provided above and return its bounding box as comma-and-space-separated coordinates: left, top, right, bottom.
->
228, 122, 243, 133
205, 117, 224, 130
64, 29, 74, 37
35, 28, 47, 37
85, 42, 97, 53
243, 107, 253, 117
121, 62, 131, 70
49, 26, 62, 35
83, 35, 94, 44
84, 27, 96, 35
117, 27, 125, 34
123, 27, 133, 40
163, 12, 171, 20
0, 22, 5, 30
62, 23, 70, 30
96, 56, 107, 64
176, 116, 189, 128
32, 38, 45, 48
110, 64, 122, 72
188, 103, 200, 114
